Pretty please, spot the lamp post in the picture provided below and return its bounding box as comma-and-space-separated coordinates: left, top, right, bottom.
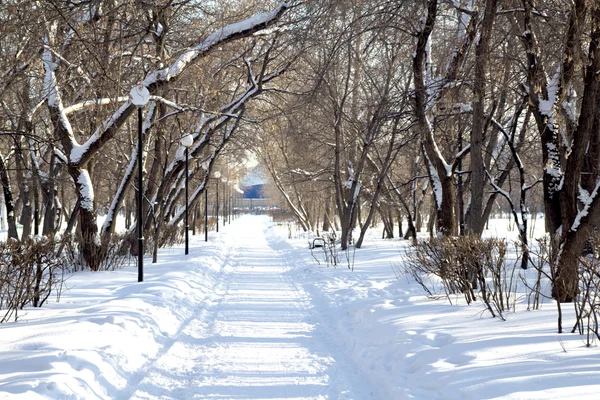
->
204, 182, 208, 242
199, 160, 209, 242
130, 84, 150, 283
221, 177, 227, 226
180, 134, 193, 255
228, 182, 232, 224
214, 171, 221, 232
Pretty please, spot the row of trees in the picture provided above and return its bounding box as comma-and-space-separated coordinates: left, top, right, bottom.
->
251, 0, 600, 303
0, 0, 297, 270
1, 0, 599, 303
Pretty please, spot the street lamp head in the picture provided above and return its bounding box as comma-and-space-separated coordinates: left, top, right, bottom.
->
180, 134, 193, 148
130, 84, 150, 107
214, 171, 221, 179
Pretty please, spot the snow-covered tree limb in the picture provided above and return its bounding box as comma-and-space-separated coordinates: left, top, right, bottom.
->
70, 3, 290, 167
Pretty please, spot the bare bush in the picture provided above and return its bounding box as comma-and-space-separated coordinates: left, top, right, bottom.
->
521, 239, 549, 311
528, 235, 565, 333
310, 232, 339, 267
0, 236, 67, 323
405, 236, 516, 319
571, 236, 600, 346
63, 232, 134, 273
526, 234, 600, 340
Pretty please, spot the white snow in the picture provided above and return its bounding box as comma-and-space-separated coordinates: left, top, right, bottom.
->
64, 97, 129, 115
453, 103, 472, 113
1, 216, 599, 399
571, 179, 600, 232
155, 23, 164, 37
423, 150, 443, 209
77, 170, 95, 211
538, 67, 560, 130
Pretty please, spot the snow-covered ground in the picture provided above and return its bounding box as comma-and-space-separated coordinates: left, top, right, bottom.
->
1, 215, 599, 399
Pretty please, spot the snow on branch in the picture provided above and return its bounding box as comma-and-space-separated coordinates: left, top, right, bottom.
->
69, 3, 289, 167
42, 41, 78, 153
571, 179, 600, 233
496, 8, 549, 18
142, 3, 289, 87
53, 148, 68, 164
64, 97, 129, 115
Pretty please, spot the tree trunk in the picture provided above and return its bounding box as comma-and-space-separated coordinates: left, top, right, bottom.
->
69, 165, 102, 271
0, 155, 19, 240
322, 201, 331, 232
412, 0, 468, 238
404, 213, 417, 241
467, 0, 497, 236
33, 179, 40, 236
0, 191, 5, 231
42, 155, 60, 236
14, 145, 32, 239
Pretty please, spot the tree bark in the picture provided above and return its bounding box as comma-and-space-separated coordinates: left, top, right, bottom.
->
468, 0, 497, 236
0, 155, 19, 240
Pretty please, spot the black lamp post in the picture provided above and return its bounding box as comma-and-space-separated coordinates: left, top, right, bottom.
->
198, 160, 209, 242
221, 177, 227, 226
228, 183, 232, 224
180, 134, 193, 255
222, 179, 227, 226
204, 175, 208, 242
130, 84, 150, 283
214, 171, 221, 232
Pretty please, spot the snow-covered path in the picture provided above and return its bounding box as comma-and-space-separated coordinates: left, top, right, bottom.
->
4, 215, 599, 399
129, 219, 371, 399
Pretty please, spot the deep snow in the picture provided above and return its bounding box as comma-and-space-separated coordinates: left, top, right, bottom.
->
1, 215, 599, 399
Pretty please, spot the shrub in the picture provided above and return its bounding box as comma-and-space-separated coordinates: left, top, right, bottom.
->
0, 236, 67, 322
405, 236, 517, 320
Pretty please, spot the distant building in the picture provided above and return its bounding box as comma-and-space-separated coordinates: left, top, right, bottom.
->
241, 184, 265, 199
238, 166, 274, 210
239, 166, 267, 199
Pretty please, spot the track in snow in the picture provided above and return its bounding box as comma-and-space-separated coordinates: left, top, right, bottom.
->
129, 217, 373, 399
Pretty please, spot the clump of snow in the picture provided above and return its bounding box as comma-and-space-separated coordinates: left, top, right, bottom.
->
77, 170, 95, 211
571, 179, 600, 232
538, 67, 560, 130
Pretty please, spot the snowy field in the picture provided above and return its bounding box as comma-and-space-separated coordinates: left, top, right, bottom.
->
1, 215, 599, 399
